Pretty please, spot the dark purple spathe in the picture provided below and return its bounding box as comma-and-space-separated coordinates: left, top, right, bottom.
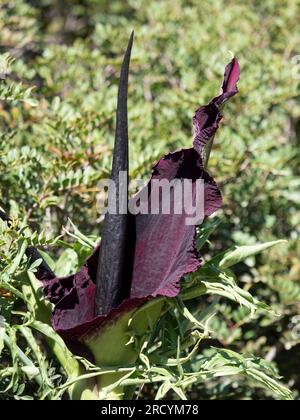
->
40, 57, 240, 347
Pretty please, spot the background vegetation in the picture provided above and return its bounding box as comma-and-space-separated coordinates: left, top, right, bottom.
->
0, 0, 299, 400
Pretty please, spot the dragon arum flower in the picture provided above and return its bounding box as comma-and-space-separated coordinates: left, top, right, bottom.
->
34, 35, 240, 369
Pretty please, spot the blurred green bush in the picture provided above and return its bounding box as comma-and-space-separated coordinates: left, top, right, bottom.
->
0, 0, 299, 399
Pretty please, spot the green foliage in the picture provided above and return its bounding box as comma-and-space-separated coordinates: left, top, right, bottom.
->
0, 0, 299, 400
0, 221, 293, 400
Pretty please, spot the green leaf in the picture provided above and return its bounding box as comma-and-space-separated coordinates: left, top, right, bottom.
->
28, 258, 43, 271
219, 240, 287, 269
37, 250, 56, 272
54, 248, 78, 276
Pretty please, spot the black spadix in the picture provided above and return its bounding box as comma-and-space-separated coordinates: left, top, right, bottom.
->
94, 32, 134, 316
